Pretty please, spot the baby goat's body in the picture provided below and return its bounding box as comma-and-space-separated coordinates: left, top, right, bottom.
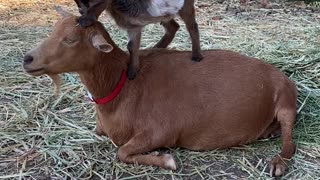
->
75, 0, 203, 79
24, 14, 297, 177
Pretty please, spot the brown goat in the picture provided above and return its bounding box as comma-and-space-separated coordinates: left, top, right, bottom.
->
74, 0, 203, 80
23, 9, 297, 177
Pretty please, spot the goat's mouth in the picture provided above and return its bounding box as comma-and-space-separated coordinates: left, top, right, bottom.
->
25, 67, 45, 76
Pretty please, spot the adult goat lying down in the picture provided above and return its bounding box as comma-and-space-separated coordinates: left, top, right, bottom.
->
23, 9, 297, 177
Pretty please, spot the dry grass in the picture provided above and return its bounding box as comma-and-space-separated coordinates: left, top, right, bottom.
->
1, 0, 320, 179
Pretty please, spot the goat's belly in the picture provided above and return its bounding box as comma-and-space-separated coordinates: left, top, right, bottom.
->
175, 112, 275, 151
177, 126, 268, 151
124, 14, 176, 27
147, 0, 184, 17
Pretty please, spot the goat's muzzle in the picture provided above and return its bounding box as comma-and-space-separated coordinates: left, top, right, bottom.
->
23, 55, 33, 66
23, 54, 45, 76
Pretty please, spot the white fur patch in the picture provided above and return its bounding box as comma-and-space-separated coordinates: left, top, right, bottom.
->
147, 0, 185, 17
163, 154, 177, 170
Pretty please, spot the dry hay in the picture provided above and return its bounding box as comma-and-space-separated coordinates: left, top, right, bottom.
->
0, 0, 320, 179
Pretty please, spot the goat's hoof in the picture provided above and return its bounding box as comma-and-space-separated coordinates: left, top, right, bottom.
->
127, 68, 137, 80
162, 154, 177, 170
77, 16, 95, 28
270, 156, 287, 177
191, 54, 203, 62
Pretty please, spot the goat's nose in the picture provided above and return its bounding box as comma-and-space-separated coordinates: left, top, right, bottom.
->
23, 55, 33, 65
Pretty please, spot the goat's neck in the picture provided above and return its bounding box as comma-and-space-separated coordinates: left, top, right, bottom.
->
79, 49, 128, 105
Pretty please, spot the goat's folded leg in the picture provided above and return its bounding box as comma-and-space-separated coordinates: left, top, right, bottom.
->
77, 0, 107, 27
153, 19, 180, 49
74, 0, 82, 11
270, 108, 296, 177
117, 133, 177, 170
179, 3, 203, 62
127, 29, 142, 80
78, 13, 96, 27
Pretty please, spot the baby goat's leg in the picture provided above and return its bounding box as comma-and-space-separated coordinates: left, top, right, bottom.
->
154, 19, 180, 49
117, 133, 177, 170
179, 3, 203, 62
74, 0, 81, 9
77, 0, 107, 27
270, 108, 296, 177
127, 29, 142, 80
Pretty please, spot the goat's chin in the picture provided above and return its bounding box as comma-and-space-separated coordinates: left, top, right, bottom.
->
48, 74, 61, 96
25, 68, 45, 76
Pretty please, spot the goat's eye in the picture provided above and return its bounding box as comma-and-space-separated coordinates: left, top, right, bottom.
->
63, 38, 78, 45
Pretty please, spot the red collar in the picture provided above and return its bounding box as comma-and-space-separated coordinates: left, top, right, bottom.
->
87, 70, 127, 104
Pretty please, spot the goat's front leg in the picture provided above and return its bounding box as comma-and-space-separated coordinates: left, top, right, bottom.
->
77, 0, 107, 27
117, 133, 177, 170
74, 0, 88, 16
127, 29, 142, 80
74, 0, 82, 10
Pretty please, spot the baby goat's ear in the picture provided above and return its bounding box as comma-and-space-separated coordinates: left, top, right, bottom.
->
55, 6, 72, 18
90, 31, 113, 53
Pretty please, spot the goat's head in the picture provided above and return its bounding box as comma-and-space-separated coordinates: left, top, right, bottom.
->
23, 7, 113, 77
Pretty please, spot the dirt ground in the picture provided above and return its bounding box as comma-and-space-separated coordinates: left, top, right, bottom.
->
0, 0, 319, 179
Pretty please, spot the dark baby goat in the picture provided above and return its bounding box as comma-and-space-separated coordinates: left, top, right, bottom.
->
74, 0, 203, 79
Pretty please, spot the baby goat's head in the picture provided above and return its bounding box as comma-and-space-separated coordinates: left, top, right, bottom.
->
23, 7, 113, 77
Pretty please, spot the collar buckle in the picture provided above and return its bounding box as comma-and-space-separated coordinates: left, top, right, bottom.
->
85, 70, 127, 104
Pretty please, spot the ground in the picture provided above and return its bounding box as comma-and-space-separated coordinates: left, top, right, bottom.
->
0, 0, 319, 179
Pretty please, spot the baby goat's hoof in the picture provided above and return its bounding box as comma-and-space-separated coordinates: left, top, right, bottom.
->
191, 54, 203, 62
77, 16, 95, 28
270, 156, 287, 177
127, 68, 137, 80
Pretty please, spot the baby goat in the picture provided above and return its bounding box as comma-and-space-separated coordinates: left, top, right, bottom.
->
23, 9, 297, 177
74, 0, 203, 79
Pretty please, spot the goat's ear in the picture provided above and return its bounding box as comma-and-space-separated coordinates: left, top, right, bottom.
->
90, 31, 113, 53
54, 6, 72, 18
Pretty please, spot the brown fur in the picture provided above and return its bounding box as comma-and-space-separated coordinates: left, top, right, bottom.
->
23, 13, 297, 177
74, 0, 203, 79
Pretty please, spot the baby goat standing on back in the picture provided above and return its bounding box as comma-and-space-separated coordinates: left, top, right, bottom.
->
74, 0, 203, 79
